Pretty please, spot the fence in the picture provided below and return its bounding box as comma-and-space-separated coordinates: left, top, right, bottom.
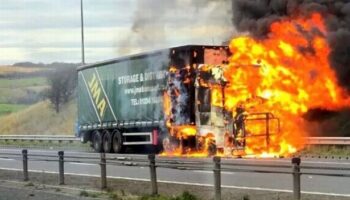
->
0, 135, 79, 143
303, 137, 350, 145
1, 150, 350, 200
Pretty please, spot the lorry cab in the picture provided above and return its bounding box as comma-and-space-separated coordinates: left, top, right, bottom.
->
194, 64, 233, 153
193, 67, 281, 155
165, 47, 281, 155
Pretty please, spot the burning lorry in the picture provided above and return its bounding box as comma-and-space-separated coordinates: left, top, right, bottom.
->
77, 45, 279, 155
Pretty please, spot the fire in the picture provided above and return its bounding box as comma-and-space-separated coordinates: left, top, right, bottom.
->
162, 12, 350, 158
223, 13, 350, 156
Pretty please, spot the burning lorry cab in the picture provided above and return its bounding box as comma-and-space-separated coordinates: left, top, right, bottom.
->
76, 45, 278, 156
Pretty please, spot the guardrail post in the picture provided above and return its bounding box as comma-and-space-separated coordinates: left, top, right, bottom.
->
148, 154, 158, 195
292, 157, 301, 200
100, 153, 107, 189
213, 156, 221, 200
22, 149, 28, 181
58, 151, 64, 185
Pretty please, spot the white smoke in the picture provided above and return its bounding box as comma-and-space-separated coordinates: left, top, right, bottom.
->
117, 0, 234, 55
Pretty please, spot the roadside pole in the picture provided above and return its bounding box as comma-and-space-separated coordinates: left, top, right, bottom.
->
58, 151, 64, 185
292, 157, 301, 200
148, 154, 158, 195
213, 156, 221, 200
22, 149, 28, 181
100, 153, 107, 189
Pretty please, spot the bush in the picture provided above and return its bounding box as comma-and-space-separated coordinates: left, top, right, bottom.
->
79, 190, 89, 197
140, 191, 198, 200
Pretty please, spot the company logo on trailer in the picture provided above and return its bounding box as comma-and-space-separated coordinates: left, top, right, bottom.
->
88, 73, 107, 119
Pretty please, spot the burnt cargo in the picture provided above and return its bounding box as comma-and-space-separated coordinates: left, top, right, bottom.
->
77, 45, 230, 153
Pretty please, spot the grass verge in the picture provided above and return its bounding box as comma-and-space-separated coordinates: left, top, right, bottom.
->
140, 191, 199, 200
76, 189, 200, 200
298, 145, 350, 158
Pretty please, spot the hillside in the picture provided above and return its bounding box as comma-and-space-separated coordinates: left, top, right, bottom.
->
0, 100, 76, 135
0, 65, 50, 117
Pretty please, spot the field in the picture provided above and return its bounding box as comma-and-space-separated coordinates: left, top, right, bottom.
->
0, 65, 63, 134
0, 65, 45, 75
0, 65, 48, 104
0, 69, 48, 113
0, 64, 79, 135
0, 77, 47, 88
0, 104, 28, 116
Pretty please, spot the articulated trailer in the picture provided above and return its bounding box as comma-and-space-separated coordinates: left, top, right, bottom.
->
77, 45, 278, 154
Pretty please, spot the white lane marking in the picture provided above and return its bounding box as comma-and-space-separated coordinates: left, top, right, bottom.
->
193, 170, 235, 175
68, 162, 98, 166
1, 167, 350, 197
0, 158, 14, 161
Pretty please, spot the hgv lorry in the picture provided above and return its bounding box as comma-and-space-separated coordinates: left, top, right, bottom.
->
77, 45, 279, 154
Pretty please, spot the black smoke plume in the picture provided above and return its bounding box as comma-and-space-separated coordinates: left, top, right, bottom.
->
232, 0, 350, 91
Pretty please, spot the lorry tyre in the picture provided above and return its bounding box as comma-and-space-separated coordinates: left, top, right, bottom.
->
92, 130, 103, 152
102, 130, 113, 153
79, 131, 89, 143
112, 130, 123, 153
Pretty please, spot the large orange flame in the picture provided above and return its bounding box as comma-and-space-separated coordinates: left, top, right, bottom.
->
222, 13, 350, 157
162, 13, 350, 158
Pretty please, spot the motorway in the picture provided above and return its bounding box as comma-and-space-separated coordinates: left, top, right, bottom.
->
0, 148, 350, 198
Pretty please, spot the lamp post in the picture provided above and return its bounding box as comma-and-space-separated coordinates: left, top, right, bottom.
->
80, 0, 85, 64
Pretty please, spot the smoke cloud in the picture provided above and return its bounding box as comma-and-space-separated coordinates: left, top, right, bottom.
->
118, 0, 234, 55
232, 0, 350, 91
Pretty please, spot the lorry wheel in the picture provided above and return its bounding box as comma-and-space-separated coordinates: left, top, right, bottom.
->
112, 130, 123, 153
102, 130, 113, 153
92, 131, 103, 153
79, 131, 89, 143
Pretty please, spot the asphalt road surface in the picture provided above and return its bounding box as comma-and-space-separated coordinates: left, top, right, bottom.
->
0, 148, 350, 198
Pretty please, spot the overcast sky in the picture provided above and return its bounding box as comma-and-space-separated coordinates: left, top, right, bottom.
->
0, 0, 234, 64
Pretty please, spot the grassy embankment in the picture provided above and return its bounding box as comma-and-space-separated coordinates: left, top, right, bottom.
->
0, 100, 76, 135
298, 145, 350, 158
